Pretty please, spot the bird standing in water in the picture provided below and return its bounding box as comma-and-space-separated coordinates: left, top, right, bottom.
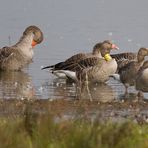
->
74, 41, 119, 101
0, 25, 43, 71
136, 60, 148, 99
111, 48, 148, 95
42, 40, 120, 82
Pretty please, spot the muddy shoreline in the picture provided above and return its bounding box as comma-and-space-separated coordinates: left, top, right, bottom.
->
0, 98, 147, 124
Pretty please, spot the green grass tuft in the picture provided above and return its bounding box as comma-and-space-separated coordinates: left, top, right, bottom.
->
0, 114, 147, 148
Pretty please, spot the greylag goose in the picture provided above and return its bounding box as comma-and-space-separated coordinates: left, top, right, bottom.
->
42, 40, 138, 79
74, 42, 119, 101
42, 40, 119, 79
95, 41, 137, 73
111, 48, 148, 93
75, 41, 118, 84
0, 25, 43, 71
136, 60, 148, 98
42, 41, 104, 70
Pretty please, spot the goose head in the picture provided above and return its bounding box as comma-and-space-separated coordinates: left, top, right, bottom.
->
92, 40, 119, 57
92, 42, 102, 55
23, 25, 43, 48
137, 48, 148, 63
99, 40, 119, 61
142, 60, 148, 69
139, 60, 148, 72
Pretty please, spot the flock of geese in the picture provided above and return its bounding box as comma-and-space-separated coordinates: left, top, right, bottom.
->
42, 39, 148, 100
0, 25, 147, 100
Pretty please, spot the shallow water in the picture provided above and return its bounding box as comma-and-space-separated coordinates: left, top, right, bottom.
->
0, 0, 148, 100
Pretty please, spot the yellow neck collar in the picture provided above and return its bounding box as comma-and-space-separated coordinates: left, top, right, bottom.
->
104, 54, 112, 61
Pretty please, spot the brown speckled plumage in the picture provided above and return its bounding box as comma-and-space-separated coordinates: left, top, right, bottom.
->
118, 48, 148, 92
75, 41, 118, 83
42, 41, 105, 71
42, 40, 138, 79
111, 52, 137, 72
42, 40, 117, 72
136, 60, 148, 92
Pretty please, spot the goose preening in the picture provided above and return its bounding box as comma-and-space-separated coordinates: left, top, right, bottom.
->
136, 60, 148, 99
110, 48, 148, 94
0, 25, 43, 71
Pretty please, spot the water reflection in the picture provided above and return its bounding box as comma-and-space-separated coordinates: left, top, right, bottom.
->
77, 82, 117, 102
118, 93, 138, 102
42, 78, 76, 100
0, 71, 34, 99
0, 70, 146, 102
41, 78, 117, 102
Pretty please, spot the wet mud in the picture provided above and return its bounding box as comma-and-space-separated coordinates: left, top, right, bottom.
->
0, 98, 148, 124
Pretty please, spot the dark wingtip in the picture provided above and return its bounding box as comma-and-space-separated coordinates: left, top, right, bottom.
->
41, 65, 51, 70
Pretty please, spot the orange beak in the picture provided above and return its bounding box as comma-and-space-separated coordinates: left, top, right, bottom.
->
31, 40, 37, 47
111, 44, 119, 50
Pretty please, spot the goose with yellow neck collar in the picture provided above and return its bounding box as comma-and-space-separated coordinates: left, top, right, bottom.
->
75, 41, 119, 84
42, 40, 119, 82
